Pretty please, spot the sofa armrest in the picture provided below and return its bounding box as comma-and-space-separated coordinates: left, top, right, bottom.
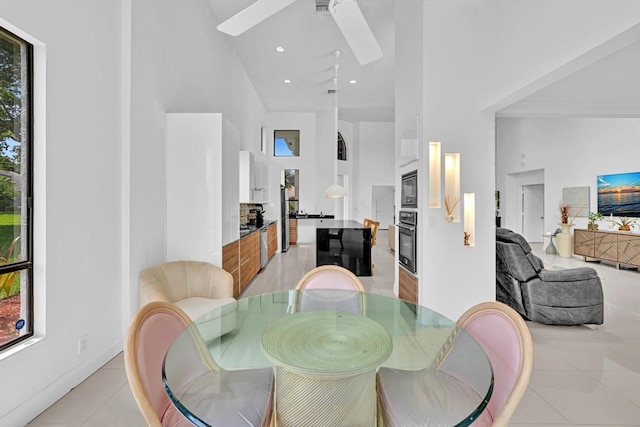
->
138, 281, 170, 306
538, 267, 599, 283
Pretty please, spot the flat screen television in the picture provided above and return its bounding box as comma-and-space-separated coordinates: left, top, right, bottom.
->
597, 171, 640, 217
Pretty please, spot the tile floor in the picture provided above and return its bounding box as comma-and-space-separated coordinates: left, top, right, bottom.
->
28, 230, 640, 426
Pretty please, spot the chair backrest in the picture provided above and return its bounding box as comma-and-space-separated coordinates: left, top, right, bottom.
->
294, 265, 366, 314
364, 218, 380, 246
139, 260, 233, 306
456, 301, 533, 427
125, 301, 215, 426
296, 265, 365, 291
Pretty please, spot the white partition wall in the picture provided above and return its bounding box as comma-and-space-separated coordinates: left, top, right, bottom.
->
166, 113, 240, 266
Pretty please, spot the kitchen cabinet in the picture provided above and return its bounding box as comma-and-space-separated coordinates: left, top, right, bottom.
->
289, 218, 298, 245
254, 160, 268, 203
239, 231, 260, 292
267, 222, 277, 259
239, 150, 269, 203
222, 240, 240, 296
224, 229, 263, 296
239, 151, 255, 203
399, 265, 418, 304
166, 113, 239, 266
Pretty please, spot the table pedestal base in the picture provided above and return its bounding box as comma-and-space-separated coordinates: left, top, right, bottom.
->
274, 367, 376, 427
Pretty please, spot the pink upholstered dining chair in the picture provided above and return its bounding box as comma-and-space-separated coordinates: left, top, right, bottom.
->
456, 301, 533, 426
295, 265, 365, 291
124, 301, 274, 427
294, 265, 366, 314
376, 301, 532, 427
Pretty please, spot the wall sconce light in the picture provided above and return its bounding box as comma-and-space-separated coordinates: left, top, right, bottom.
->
428, 141, 441, 208
444, 152, 460, 222
464, 192, 475, 247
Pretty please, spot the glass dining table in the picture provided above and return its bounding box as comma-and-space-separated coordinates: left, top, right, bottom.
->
163, 290, 493, 427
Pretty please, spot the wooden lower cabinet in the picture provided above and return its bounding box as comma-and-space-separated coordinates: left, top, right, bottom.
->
222, 240, 240, 297
289, 218, 298, 245
574, 228, 640, 268
240, 232, 260, 292
224, 230, 262, 296
398, 266, 418, 304
267, 222, 277, 259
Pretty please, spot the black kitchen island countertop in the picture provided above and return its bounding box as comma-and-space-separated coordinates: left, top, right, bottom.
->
315, 221, 372, 276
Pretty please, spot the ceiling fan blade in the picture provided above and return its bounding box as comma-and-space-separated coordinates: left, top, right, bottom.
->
217, 0, 297, 36
329, 0, 382, 65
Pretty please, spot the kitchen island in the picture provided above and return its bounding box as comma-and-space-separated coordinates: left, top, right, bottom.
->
315, 219, 372, 276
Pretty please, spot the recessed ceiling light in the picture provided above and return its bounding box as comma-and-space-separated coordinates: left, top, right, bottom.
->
276, 46, 285, 52
350, 80, 357, 84
284, 79, 291, 84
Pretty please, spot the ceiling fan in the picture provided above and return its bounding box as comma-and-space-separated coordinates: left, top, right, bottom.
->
216, 0, 383, 65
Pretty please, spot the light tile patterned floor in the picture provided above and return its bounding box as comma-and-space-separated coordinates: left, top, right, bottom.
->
28, 231, 640, 426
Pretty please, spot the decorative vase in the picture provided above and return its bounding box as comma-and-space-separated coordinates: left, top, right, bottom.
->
619, 225, 631, 231
587, 223, 598, 230
445, 214, 454, 223
556, 223, 574, 258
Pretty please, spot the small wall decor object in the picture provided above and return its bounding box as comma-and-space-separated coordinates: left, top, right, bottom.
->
463, 192, 475, 246
444, 152, 460, 222
428, 141, 441, 208
444, 195, 459, 222
562, 187, 589, 218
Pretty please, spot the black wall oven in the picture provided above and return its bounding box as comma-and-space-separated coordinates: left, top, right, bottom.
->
397, 211, 417, 274
401, 170, 418, 208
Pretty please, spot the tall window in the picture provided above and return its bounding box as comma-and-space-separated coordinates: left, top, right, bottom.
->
337, 131, 347, 161
0, 27, 33, 351
284, 169, 299, 214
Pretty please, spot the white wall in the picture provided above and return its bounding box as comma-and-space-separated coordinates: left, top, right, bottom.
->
0, 0, 267, 423
128, 0, 266, 318
497, 117, 640, 232
419, 1, 496, 319
0, 2, 123, 424
356, 122, 395, 220
264, 112, 318, 216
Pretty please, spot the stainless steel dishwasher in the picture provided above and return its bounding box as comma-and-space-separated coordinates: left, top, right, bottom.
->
260, 226, 268, 269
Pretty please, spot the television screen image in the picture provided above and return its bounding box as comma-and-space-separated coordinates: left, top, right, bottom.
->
597, 171, 640, 217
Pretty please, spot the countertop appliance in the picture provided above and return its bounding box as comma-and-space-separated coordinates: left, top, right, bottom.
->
401, 170, 418, 209
281, 186, 290, 252
250, 206, 264, 228
397, 210, 417, 274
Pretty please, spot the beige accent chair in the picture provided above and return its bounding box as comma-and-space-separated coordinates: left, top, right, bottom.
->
139, 260, 237, 342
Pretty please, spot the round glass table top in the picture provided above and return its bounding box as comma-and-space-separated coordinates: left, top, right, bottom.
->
163, 290, 493, 426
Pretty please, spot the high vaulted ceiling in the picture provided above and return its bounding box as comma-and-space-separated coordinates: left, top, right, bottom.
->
207, 1, 640, 123
207, 0, 395, 122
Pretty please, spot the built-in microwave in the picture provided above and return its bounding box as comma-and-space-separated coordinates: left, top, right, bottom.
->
401, 170, 418, 209
397, 210, 417, 274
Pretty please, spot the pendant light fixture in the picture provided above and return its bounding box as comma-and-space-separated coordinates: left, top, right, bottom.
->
325, 50, 347, 199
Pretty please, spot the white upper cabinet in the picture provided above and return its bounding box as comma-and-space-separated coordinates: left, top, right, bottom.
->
240, 151, 269, 203
239, 150, 255, 203
254, 159, 268, 203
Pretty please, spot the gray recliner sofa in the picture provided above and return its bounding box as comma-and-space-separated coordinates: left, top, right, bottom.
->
496, 227, 604, 325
